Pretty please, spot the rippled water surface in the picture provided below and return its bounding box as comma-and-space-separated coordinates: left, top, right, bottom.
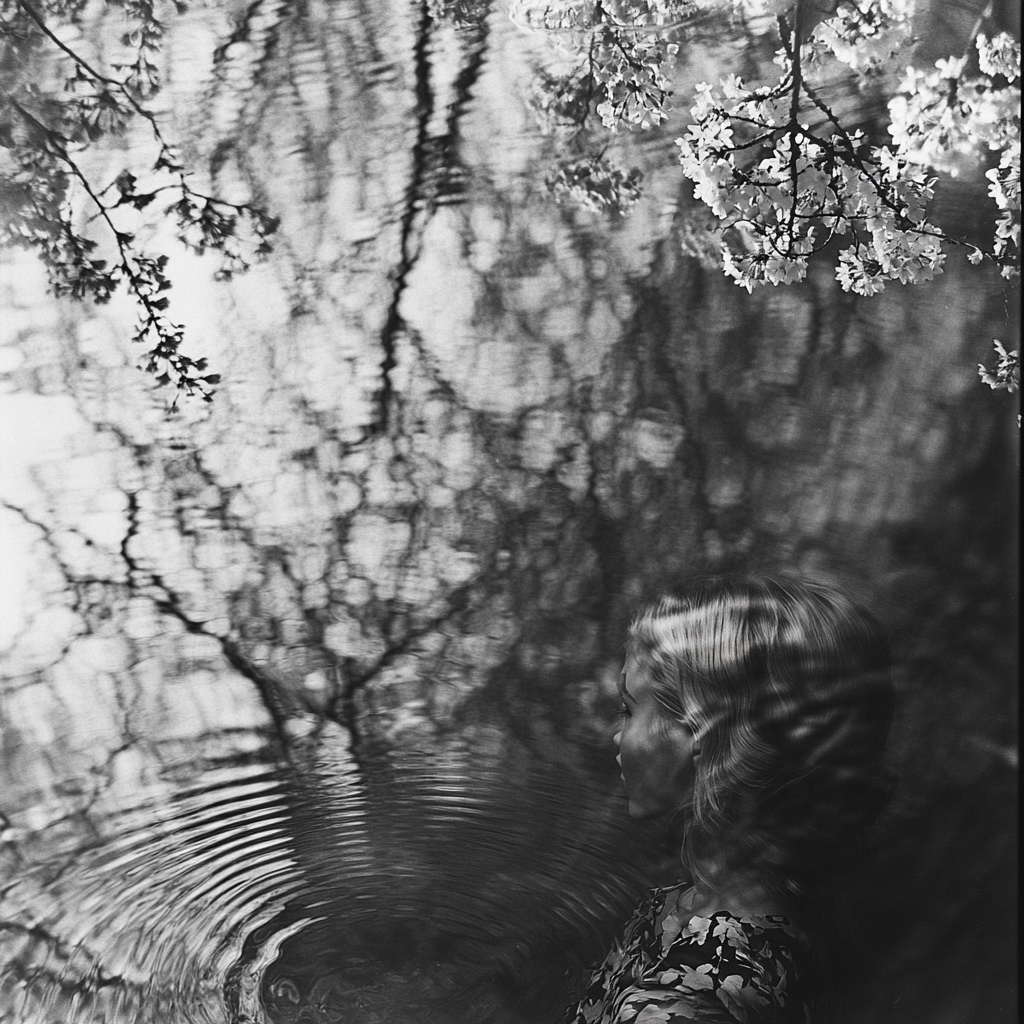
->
1, 0, 1018, 1022
1, 701, 666, 1023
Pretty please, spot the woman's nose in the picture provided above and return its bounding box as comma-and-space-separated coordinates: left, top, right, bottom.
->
612, 730, 621, 748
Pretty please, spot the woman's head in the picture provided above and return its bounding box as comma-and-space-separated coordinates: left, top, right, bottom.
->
613, 653, 699, 819
622, 574, 895, 902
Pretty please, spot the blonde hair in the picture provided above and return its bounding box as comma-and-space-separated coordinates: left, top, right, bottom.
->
626, 574, 895, 912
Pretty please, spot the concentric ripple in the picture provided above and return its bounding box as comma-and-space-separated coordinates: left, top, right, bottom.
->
259, 725, 674, 1024
0, 760, 305, 1024
1, 722, 676, 1024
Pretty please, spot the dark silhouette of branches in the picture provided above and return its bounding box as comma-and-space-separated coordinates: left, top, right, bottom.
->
1, 0, 279, 405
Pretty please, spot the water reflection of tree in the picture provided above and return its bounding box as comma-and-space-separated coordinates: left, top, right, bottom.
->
1, 2, 1018, 1024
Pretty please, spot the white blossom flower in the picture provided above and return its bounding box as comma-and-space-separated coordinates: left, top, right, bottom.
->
977, 33, 1021, 81
809, 0, 915, 72
978, 340, 1020, 393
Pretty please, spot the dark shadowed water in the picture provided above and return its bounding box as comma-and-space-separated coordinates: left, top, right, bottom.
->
0, 1, 1018, 1022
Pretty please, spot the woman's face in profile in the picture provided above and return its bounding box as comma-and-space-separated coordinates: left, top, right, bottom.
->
613, 655, 697, 819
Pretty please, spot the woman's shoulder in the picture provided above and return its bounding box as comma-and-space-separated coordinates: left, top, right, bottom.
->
565, 886, 811, 1024
665, 908, 808, 955
655, 884, 806, 962
655, 893, 811, 1023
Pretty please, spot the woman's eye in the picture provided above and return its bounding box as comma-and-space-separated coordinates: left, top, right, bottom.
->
616, 703, 630, 718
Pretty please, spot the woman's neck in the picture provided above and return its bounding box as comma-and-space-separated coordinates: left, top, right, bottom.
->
678, 865, 790, 919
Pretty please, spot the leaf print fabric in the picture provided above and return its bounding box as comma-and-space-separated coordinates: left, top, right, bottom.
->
565, 886, 812, 1024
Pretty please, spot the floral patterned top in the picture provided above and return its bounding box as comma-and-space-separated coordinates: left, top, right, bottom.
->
565, 885, 812, 1024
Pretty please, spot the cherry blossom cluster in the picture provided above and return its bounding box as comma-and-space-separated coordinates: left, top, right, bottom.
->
977, 339, 1020, 394
888, 32, 1020, 277
808, 0, 914, 73
517, 0, 1020, 298
512, 0, 690, 131
513, 0, 694, 213
591, 32, 679, 130
977, 339, 1020, 427
676, 59, 946, 295
676, 2, 1020, 293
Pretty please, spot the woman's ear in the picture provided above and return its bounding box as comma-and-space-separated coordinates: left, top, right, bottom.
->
686, 720, 703, 758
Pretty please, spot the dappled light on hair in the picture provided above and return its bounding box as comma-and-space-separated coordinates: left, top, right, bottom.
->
626, 575, 896, 922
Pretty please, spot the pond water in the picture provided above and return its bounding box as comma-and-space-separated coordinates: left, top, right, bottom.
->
0, 2, 1018, 1023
